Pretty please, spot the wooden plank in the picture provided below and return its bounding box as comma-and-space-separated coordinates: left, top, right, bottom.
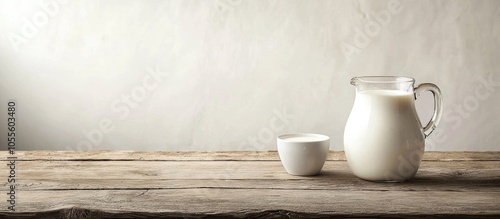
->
1, 160, 498, 192
0, 151, 499, 161
0, 190, 498, 218
4, 160, 499, 180
4, 174, 499, 192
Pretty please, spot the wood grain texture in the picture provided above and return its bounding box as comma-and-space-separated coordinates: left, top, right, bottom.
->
0, 151, 498, 218
0, 151, 499, 161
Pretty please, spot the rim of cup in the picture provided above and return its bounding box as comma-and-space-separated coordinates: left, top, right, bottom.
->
277, 133, 330, 143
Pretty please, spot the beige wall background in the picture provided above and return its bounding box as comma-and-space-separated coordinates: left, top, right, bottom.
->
0, 0, 499, 151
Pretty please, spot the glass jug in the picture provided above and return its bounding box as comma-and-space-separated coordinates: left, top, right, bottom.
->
344, 76, 443, 182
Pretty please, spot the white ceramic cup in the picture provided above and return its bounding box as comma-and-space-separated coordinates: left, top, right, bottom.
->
277, 133, 330, 176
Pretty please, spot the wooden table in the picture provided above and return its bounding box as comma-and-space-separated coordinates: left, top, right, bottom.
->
0, 151, 499, 218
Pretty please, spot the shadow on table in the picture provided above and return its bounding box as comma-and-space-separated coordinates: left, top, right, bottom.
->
302, 169, 499, 191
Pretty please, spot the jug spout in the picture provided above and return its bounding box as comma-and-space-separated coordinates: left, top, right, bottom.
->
350, 77, 359, 86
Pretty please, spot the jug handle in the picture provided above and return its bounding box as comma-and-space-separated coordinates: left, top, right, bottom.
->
414, 83, 443, 138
